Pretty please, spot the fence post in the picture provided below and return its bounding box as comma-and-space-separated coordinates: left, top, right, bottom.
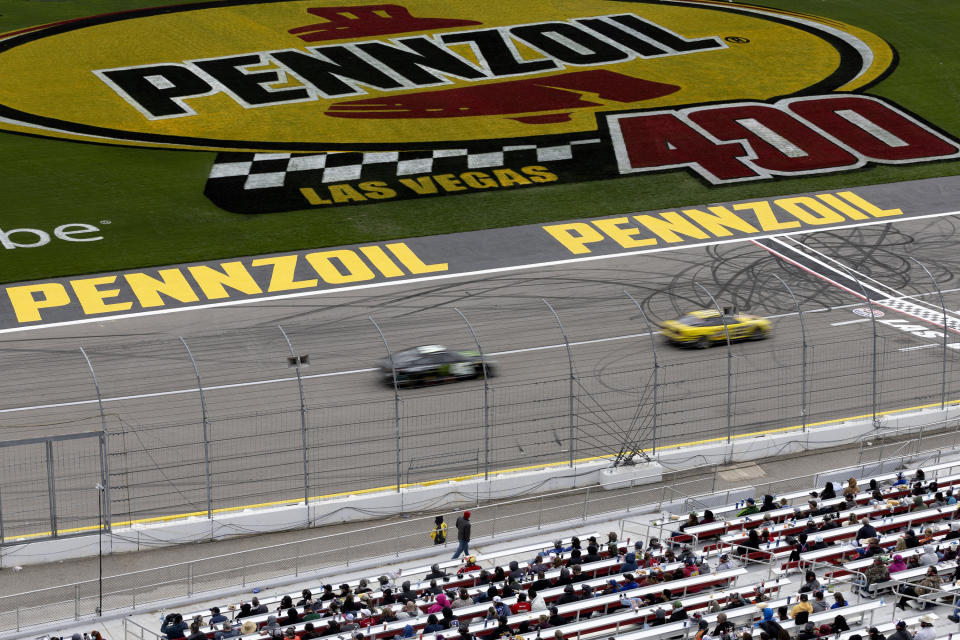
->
80, 347, 113, 531
910, 258, 948, 411
624, 290, 659, 457
583, 486, 590, 520
45, 440, 58, 537
178, 337, 214, 519
543, 299, 575, 467
278, 325, 311, 515
454, 308, 491, 480
769, 274, 808, 431
693, 282, 733, 449
369, 316, 402, 493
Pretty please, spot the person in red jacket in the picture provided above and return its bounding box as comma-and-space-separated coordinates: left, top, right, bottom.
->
458, 555, 482, 575
511, 593, 532, 614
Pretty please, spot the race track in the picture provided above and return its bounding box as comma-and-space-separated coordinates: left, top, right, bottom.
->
2, 215, 960, 538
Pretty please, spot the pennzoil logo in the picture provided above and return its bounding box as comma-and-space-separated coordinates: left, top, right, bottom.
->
0, 0, 958, 213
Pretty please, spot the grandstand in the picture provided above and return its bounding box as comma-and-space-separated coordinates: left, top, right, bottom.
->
24, 448, 960, 640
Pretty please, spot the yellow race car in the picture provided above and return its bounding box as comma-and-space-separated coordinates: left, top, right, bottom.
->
660, 309, 771, 348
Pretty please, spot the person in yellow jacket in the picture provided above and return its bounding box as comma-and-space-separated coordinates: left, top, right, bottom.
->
790, 593, 814, 621
431, 515, 447, 545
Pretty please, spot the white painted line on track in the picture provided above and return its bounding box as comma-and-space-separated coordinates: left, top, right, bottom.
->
0, 302, 872, 415
2, 209, 959, 336
831, 319, 870, 326
900, 344, 939, 352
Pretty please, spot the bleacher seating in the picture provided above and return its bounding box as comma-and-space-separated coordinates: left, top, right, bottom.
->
141, 460, 960, 640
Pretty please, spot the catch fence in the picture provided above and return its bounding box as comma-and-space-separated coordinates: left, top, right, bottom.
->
0, 282, 958, 543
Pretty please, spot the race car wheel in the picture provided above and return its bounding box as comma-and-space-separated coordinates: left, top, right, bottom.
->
750, 327, 768, 340
476, 363, 496, 379
695, 336, 711, 349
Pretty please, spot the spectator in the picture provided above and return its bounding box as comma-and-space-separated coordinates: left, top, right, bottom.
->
913, 616, 936, 640
717, 554, 736, 572
529, 589, 547, 612
831, 592, 847, 609
319, 585, 336, 602
510, 593, 532, 614
897, 566, 941, 609
252, 597, 269, 614
755, 608, 785, 639
342, 614, 359, 632
621, 552, 638, 572
548, 606, 566, 627
620, 573, 640, 590
759, 495, 777, 512
887, 621, 911, 640
424, 614, 443, 633
702, 510, 716, 524
214, 622, 239, 640
738, 529, 761, 556
530, 570, 551, 593
571, 566, 587, 583
286, 607, 301, 624
821, 482, 837, 500
904, 529, 921, 549
694, 618, 711, 640
582, 545, 602, 564
557, 585, 579, 605
855, 518, 877, 544
918, 544, 939, 566
264, 616, 282, 636
810, 592, 827, 613
737, 498, 759, 517
284, 628, 301, 640
428, 593, 451, 614
606, 531, 620, 556
867, 627, 886, 640
431, 515, 448, 545
713, 612, 734, 636
240, 622, 258, 637
298, 589, 314, 606
452, 588, 472, 609
724, 593, 748, 610
864, 557, 890, 587
398, 601, 419, 620
796, 622, 816, 640
888, 554, 908, 573
427, 563, 447, 580
800, 571, 821, 593
278, 596, 293, 612
452, 511, 472, 559
679, 512, 700, 532
843, 478, 860, 496
234, 604, 253, 620
304, 603, 323, 621
161, 614, 188, 639
208, 607, 227, 626
493, 596, 511, 618
669, 601, 687, 622
790, 594, 813, 621
321, 620, 340, 636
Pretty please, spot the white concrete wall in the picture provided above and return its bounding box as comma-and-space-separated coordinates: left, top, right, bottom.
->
1, 403, 955, 568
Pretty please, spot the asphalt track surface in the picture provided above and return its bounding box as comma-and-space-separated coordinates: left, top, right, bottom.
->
3, 214, 960, 538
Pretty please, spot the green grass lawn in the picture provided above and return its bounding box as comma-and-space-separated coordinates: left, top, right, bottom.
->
1, 0, 959, 283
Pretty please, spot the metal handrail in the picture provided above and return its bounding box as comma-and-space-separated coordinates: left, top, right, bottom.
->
4, 440, 960, 636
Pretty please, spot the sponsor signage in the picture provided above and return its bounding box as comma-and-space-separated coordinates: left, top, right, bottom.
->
5, 179, 960, 332
1, 0, 958, 213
